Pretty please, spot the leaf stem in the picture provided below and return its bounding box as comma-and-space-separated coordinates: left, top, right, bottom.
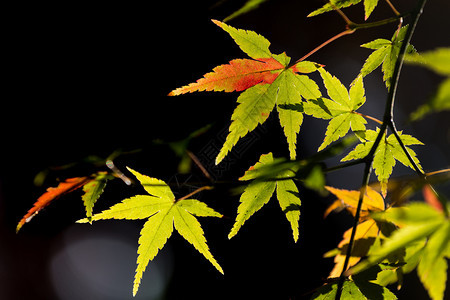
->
176, 185, 214, 202
426, 168, 450, 176
384, 0, 401, 16
354, 112, 383, 125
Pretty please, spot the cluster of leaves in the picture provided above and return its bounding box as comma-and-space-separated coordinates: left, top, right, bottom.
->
16, 171, 114, 232
315, 186, 450, 300
17, 0, 450, 299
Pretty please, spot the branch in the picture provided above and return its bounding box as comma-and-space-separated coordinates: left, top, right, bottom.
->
335, 162, 372, 300
334, 0, 428, 298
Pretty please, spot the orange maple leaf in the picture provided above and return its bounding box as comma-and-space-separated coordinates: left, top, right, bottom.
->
169, 57, 285, 96
16, 176, 92, 232
323, 186, 387, 277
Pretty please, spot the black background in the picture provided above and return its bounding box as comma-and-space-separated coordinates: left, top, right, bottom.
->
1, 0, 449, 299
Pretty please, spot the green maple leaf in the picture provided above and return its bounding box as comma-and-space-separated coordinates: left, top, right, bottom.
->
342, 129, 423, 194
78, 168, 223, 296
228, 152, 301, 242
358, 26, 415, 90
308, 0, 380, 20
169, 20, 322, 164
405, 47, 450, 121
304, 69, 367, 151
350, 203, 449, 300
81, 172, 114, 223
312, 279, 397, 300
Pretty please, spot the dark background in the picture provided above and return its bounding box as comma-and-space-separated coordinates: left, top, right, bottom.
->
1, 0, 449, 299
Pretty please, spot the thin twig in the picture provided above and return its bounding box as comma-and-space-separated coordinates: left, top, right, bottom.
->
187, 150, 214, 182
293, 29, 355, 65
426, 168, 450, 176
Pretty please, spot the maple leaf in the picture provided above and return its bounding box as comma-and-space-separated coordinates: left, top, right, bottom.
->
405, 47, 450, 121
17, 176, 93, 232
81, 172, 114, 223
323, 185, 385, 277
341, 129, 423, 195
169, 20, 323, 164
77, 168, 223, 296
228, 153, 301, 242
304, 70, 367, 151
349, 202, 450, 300
308, 0, 380, 20
358, 26, 415, 90
311, 279, 397, 300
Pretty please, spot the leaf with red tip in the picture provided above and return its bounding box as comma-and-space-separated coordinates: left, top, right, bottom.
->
168, 58, 284, 96
16, 176, 92, 232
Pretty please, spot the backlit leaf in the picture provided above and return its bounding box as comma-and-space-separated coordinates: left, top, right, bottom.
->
78, 168, 223, 296
229, 153, 301, 242
405, 48, 450, 121
349, 203, 446, 275
223, 0, 269, 22
312, 70, 367, 151
17, 176, 93, 232
358, 26, 413, 90
82, 172, 114, 223
342, 129, 423, 195
308, 0, 380, 20
169, 20, 323, 164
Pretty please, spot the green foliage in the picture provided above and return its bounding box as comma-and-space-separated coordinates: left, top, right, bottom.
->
342, 129, 423, 194
19, 1, 450, 299
78, 168, 223, 296
311, 279, 397, 300
229, 153, 301, 242
358, 26, 413, 90
308, 0, 380, 20
305, 69, 367, 151
81, 173, 114, 223
222, 0, 269, 22
405, 48, 450, 121
349, 203, 450, 300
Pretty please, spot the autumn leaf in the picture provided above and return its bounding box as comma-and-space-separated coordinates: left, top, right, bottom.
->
324, 185, 385, 221
78, 168, 223, 296
228, 153, 301, 242
169, 20, 323, 164
323, 186, 385, 277
17, 176, 93, 232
